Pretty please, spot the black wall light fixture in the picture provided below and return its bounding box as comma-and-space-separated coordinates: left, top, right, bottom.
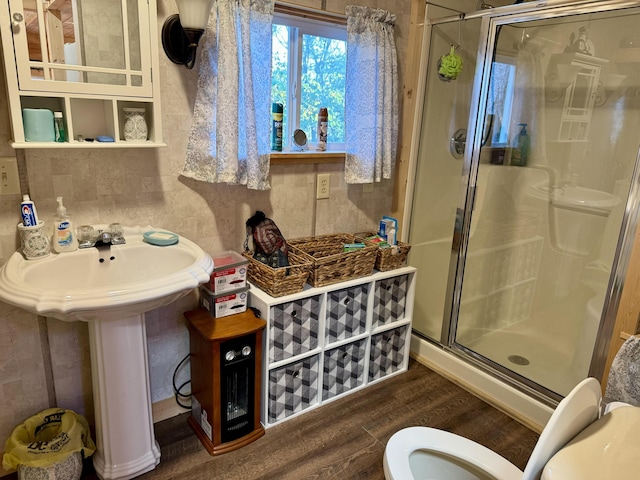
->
162, 0, 215, 69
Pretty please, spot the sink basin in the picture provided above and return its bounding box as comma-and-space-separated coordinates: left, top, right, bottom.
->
529, 182, 621, 215
528, 183, 622, 256
0, 225, 213, 322
0, 225, 213, 480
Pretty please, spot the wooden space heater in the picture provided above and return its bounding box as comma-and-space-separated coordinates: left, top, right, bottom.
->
185, 308, 266, 455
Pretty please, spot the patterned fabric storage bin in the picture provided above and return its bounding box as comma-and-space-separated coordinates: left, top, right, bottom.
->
372, 274, 408, 329
325, 285, 369, 343
268, 355, 319, 424
322, 339, 367, 400
369, 325, 408, 382
269, 295, 321, 363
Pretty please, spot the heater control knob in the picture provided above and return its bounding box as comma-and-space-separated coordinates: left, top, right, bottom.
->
225, 350, 236, 362
242, 346, 252, 356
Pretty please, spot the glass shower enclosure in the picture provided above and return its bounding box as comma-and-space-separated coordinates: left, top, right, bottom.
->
408, 1, 640, 400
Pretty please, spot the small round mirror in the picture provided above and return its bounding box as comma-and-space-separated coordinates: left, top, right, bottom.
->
292, 129, 307, 150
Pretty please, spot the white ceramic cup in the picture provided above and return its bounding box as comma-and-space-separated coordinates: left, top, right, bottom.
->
18, 221, 50, 260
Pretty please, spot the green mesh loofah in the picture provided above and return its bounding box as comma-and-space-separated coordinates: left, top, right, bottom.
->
438, 46, 463, 81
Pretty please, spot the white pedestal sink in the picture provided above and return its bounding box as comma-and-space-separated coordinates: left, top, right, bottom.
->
0, 226, 213, 480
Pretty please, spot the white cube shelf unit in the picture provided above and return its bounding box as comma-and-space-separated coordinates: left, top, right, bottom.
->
248, 266, 416, 428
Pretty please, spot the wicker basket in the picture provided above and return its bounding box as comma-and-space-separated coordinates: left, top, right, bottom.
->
288, 234, 377, 287
355, 232, 412, 271
242, 250, 311, 297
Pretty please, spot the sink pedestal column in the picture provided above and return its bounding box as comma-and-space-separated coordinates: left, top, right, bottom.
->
88, 314, 161, 480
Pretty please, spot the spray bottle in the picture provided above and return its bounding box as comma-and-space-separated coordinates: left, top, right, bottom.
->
317, 107, 328, 151
271, 103, 283, 151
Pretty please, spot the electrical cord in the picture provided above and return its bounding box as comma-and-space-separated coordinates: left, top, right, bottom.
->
173, 353, 192, 409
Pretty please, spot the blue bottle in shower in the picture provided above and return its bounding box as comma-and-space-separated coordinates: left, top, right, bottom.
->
511, 123, 530, 167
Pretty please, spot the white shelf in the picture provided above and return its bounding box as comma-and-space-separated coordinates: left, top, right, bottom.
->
249, 266, 416, 428
10, 141, 168, 149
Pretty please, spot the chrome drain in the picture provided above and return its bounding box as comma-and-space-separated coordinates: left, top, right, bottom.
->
508, 355, 530, 366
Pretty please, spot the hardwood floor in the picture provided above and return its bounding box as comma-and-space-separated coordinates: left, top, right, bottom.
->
139, 359, 538, 479
8, 359, 537, 480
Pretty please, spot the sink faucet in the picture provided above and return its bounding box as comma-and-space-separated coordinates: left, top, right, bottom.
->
78, 224, 126, 249
94, 231, 112, 249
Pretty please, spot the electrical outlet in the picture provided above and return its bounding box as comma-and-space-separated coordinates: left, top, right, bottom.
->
316, 173, 330, 199
0, 157, 20, 195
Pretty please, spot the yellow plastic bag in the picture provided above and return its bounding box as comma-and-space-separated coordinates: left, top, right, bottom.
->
2, 408, 96, 471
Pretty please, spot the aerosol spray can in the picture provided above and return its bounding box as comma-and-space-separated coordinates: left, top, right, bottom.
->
317, 107, 328, 151
271, 103, 283, 151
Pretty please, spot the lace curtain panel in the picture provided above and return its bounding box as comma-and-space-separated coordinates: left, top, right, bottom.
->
344, 5, 399, 184
181, 0, 274, 190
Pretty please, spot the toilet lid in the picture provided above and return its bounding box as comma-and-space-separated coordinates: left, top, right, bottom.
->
541, 406, 640, 480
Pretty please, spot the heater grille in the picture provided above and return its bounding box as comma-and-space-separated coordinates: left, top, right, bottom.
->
220, 334, 256, 444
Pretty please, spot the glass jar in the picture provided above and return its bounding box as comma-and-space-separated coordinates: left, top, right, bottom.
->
123, 108, 148, 142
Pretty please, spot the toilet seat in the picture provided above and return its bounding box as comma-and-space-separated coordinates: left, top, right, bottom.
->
541, 406, 640, 480
384, 378, 602, 480
383, 426, 522, 479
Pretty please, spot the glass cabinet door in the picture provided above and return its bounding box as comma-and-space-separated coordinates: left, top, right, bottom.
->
7, 0, 152, 96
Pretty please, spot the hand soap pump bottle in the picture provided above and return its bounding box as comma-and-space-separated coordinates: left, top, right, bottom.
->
52, 196, 78, 253
511, 123, 530, 167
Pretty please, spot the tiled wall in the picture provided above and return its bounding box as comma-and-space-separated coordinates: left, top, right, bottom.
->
0, 0, 407, 450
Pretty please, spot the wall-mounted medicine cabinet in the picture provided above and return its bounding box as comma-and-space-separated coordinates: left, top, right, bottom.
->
545, 53, 608, 143
0, 0, 164, 148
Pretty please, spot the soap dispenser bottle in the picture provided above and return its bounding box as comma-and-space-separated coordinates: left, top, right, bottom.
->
52, 197, 78, 253
511, 123, 530, 167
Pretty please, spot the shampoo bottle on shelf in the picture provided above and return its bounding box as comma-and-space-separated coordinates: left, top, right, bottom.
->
511, 123, 530, 167
51, 197, 78, 253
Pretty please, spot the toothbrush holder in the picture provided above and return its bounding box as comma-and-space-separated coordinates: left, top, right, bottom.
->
18, 221, 51, 260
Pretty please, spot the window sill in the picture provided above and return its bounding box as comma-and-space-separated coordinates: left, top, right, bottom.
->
269, 151, 345, 165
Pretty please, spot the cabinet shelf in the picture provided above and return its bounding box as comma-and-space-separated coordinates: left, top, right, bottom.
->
371, 317, 412, 335
10, 140, 167, 149
268, 347, 323, 370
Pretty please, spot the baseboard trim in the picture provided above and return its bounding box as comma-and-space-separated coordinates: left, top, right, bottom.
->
152, 396, 189, 424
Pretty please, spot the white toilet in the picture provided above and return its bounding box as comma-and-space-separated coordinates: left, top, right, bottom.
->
383, 377, 602, 480
541, 405, 640, 480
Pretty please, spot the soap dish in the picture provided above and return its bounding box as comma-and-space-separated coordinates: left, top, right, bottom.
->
143, 231, 179, 246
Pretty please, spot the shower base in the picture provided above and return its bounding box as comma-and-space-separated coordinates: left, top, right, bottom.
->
462, 306, 588, 397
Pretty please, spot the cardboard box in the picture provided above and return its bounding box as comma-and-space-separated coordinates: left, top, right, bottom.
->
200, 285, 249, 318
208, 250, 248, 293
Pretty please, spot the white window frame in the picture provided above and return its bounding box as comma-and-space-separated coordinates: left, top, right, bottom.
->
272, 12, 347, 151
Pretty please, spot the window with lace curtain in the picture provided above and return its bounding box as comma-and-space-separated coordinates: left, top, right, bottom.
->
181, 2, 397, 189
271, 9, 347, 151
